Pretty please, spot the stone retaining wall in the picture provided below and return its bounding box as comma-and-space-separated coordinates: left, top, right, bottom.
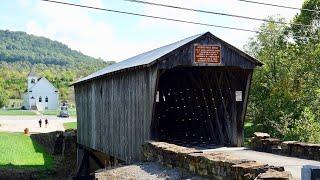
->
0, 130, 78, 180
30, 129, 77, 155
30, 131, 64, 154
250, 132, 320, 161
32, 129, 78, 178
63, 129, 77, 157
142, 141, 292, 180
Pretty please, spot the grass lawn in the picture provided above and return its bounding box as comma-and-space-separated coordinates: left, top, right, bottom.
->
42, 108, 77, 117
42, 110, 59, 116
63, 122, 77, 130
0, 110, 37, 116
0, 109, 77, 117
0, 132, 54, 169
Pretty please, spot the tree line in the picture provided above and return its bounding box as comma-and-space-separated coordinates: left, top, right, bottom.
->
0, 30, 114, 107
245, 0, 320, 143
0, 0, 319, 143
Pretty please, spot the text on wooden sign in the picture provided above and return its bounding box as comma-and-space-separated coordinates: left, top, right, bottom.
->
194, 45, 221, 64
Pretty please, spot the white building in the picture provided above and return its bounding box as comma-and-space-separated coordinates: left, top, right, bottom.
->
23, 70, 59, 111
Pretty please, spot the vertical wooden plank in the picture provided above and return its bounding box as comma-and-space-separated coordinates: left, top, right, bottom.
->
129, 72, 134, 162
105, 78, 110, 155
74, 86, 80, 144
98, 80, 103, 151
238, 70, 253, 146
74, 67, 168, 162
105, 79, 109, 154
91, 82, 96, 149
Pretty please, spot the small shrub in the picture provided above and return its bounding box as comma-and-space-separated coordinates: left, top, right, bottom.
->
285, 107, 320, 143
24, 128, 30, 135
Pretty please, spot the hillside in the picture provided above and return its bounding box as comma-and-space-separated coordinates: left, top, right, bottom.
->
0, 30, 114, 106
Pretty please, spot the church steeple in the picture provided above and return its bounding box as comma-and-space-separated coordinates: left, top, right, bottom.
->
27, 68, 38, 90
28, 68, 37, 77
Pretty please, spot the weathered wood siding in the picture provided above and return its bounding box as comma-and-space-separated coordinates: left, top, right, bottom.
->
74, 33, 260, 164
75, 67, 157, 163
157, 35, 256, 70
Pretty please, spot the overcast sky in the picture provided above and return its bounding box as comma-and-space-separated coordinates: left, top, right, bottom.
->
0, 0, 304, 62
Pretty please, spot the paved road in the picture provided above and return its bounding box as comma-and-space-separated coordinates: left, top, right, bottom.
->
202, 147, 320, 179
0, 115, 76, 133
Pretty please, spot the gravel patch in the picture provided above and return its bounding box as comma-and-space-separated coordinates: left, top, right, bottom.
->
95, 162, 207, 180
0, 115, 76, 133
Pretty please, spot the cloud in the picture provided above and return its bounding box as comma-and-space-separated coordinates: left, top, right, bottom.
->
132, 0, 304, 51
137, 0, 200, 33
25, 0, 134, 61
26, 20, 46, 36
18, 0, 31, 8
25, 0, 172, 62
80, 0, 104, 8
25, 0, 304, 62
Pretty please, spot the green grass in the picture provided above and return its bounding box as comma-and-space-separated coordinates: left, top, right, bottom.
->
67, 109, 77, 117
244, 122, 254, 146
42, 108, 77, 117
0, 110, 37, 116
0, 132, 54, 169
244, 122, 253, 128
42, 110, 59, 116
63, 122, 77, 130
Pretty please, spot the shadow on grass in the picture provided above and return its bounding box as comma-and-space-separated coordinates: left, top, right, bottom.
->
0, 132, 55, 179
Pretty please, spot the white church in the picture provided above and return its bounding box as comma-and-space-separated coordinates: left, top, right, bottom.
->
23, 70, 59, 111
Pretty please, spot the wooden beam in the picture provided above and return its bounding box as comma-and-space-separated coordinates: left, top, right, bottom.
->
150, 69, 162, 140
239, 70, 253, 146
76, 150, 89, 177
88, 151, 105, 169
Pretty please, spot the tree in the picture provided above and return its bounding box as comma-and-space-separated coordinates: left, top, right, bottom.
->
291, 0, 320, 123
245, 17, 300, 138
0, 77, 8, 108
292, 0, 320, 41
245, 13, 320, 142
0, 29, 114, 104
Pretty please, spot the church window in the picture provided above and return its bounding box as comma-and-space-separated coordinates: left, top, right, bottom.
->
39, 96, 42, 102
31, 96, 34, 99
31, 79, 35, 83
45, 96, 48, 102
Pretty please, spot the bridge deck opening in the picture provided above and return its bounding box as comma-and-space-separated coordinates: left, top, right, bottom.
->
151, 67, 249, 147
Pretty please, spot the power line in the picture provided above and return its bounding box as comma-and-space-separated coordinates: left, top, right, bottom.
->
125, 0, 313, 29
40, 0, 318, 40
40, 0, 258, 33
238, 0, 320, 13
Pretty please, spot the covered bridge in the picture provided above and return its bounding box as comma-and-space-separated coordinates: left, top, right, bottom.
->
73, 32, 262, 164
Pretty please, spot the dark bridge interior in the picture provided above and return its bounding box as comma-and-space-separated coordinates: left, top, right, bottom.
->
151, 67, 248, 147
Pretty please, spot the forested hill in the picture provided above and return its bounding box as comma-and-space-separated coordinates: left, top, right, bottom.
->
0, 30, 111, 71
0, 29, 114, 103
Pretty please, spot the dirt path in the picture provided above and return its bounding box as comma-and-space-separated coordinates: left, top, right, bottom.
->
202, 147, 320, 179
0, 115, 76, 133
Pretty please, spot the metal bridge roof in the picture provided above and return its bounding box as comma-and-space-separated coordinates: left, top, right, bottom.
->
74, 33, 204, 84
73, 32, 261, 85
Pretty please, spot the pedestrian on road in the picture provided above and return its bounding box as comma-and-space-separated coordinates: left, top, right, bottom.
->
45, 118, 48, 128
38, 119, 42, 128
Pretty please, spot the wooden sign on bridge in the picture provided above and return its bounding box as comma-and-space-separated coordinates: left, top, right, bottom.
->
194, 44, 221, 64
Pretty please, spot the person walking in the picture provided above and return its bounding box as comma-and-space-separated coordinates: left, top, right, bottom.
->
45, 118, 48, 128
38, 119, 42, 128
